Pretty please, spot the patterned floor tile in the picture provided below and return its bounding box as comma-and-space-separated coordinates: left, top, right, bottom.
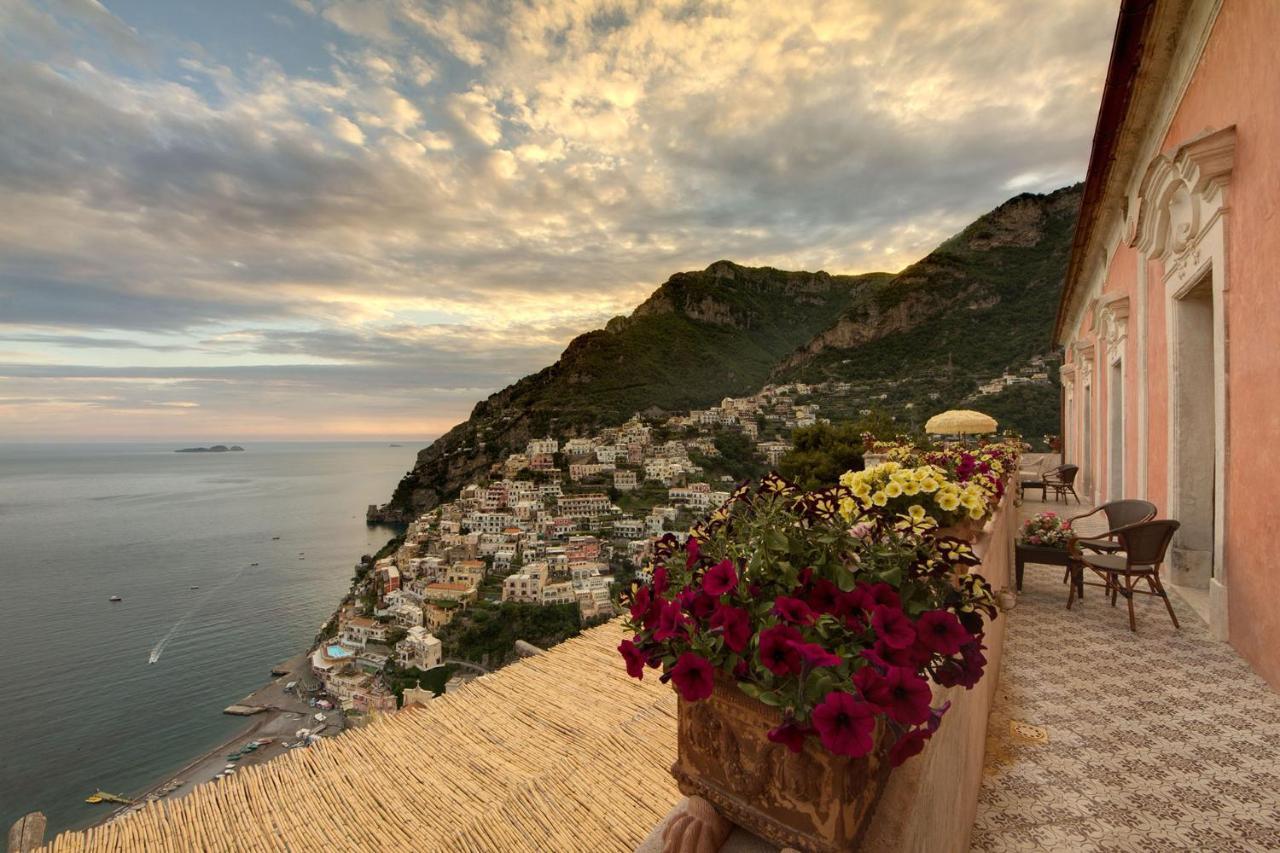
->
971, 498, 1280, 852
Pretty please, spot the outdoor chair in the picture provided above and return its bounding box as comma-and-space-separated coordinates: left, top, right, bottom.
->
1060, 499, 1157, 585
1044, 464, 1081, 503
1067, 519, 1181, 632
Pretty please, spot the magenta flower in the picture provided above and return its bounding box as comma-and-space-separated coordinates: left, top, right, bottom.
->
793, 642, 842, 668
811, 691, 876, 757
629, 585, 653, 625
871, 605, 916, 650
767, 721, 813, 754
652, 567, 669, 596
710, 603, 753, 653
685, 537, 701, 569
685, 590, 717, 621
888, 728, 929, 766
806, 579, 841, 614
916, 610, 970, 656
852, 665, 883, 698
867, 666, 932, 725
652, 600, 687, 641
773, 596, 816, 625
867, 583, 902, 609
618, 639, 646, 679
759, 624, 803, 676
702, 559, 739, 596
670, 651, 715, 702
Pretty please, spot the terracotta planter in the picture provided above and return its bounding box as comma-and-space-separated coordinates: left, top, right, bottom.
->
670, 677, 892, 853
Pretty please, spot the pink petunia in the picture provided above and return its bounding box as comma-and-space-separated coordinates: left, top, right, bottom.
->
866, 666, 932, 725
710, 603, 753, 653
759, 624, 804, 676
889, 728, 930, 766
767, 721, 813, 754
792, 641, 842, 668
618, 639, 646, 679
702, 559, 739, 597
773, 595, 816, 626
670, 652, 715, 702
915, 610, 970, 656
811, 691, 877, 757
871, 605, 916, 650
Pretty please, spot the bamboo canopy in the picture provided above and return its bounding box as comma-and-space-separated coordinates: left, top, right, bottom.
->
43, 622, 680, 853
924, 409, 998, 435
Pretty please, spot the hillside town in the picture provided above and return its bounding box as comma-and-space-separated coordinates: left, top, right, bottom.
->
312, 382, 850, 715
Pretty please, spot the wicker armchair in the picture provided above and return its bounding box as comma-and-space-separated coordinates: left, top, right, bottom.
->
1060, 499, 1157, 586
1043, 464, 1080, 503
1068, 519, 1181, 631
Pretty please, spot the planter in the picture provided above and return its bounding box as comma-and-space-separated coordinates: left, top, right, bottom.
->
670, 676, 892, 853
935, 517, 984, 542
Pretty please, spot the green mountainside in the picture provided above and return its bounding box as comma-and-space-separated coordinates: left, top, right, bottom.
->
377, 185, 1080, 518
379, 262, 884, 517
774, 184, 1081, 440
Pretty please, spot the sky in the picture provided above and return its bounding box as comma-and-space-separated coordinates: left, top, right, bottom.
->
0, 0, 1118, 441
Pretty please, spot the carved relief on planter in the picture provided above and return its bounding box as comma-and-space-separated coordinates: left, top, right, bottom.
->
670, 676, 891, 853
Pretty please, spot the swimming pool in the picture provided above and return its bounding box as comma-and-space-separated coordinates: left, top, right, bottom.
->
326, 644, 353, 659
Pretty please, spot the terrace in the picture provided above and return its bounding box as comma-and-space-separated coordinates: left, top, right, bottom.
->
26, 495, 1280, 852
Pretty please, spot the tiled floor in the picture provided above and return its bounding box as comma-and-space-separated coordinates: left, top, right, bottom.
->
971, 497, 1280, 852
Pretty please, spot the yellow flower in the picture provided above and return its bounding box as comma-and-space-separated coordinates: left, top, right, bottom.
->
937, 492, 960, 512
885, 481, 903, 498
901, 480, 920, 496
853, 482, 872, 500
872, 491, 889, 507
920, 477, 939, 493
908, 504, 926, 522
968, 506, 986, 521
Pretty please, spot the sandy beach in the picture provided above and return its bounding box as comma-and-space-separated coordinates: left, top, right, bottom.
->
94, 652, 346, 827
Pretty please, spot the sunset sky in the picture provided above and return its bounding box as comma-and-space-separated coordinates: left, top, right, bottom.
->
0, 0, 1117, 441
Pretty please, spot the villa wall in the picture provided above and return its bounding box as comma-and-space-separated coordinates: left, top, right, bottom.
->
1061, 0, 1280, 688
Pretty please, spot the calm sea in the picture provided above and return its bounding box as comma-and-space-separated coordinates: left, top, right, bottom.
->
0, 441, 421, 835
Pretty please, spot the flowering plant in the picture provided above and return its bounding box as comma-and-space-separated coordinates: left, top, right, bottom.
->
838, 460, 991, 528
620, 475, 998, 766
1018, 511, 1073, 549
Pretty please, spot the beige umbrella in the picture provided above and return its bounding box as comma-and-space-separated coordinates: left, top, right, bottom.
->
925, 409, 998, 435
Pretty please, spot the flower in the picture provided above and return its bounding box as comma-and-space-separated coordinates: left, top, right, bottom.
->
652, 567, 669, 596
866, 666, 933, 725
888, 728, 929, 766
670, 652, 715, 701
793, 642, 842, 668
759, 624, 804, 676
806, 579, 842, 614
767, 721, 813, 754
618, 639, 646, 679
811, 691, 877, 757
652, 599, 687, 641
702, 559, 738, 596
709, 603, 752, 653
628, 585, 652, 624
773, 596, 816, 625
685, 537, 701, 569
872, 605, 916, 650
915, 610, 970, 656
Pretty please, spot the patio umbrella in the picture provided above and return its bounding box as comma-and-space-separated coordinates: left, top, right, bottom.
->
925, 409, 998, 435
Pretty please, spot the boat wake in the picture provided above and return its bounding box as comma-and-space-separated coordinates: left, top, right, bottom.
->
149, 562, 255, 664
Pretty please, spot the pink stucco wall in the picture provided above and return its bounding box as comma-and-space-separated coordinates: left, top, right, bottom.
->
1064, 2, 1280, 688
1162, 0, 1280, 688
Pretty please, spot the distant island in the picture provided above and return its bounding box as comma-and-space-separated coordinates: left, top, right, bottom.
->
175, 445, 245, 453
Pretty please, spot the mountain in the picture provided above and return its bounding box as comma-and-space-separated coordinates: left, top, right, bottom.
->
772, 184, 1081, 438
375, 262, 887, 519
375, 185, 1080, 519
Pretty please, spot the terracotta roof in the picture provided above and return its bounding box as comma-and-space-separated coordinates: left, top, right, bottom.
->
44, 623, 678, 852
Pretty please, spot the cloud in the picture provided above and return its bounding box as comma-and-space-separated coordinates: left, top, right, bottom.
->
0, 0, 1117, 438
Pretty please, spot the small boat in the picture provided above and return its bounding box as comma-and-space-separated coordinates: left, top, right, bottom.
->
250, 562, 259, 567
85, 790, 133, 805
189, 586, 199, 590
109, 595, 122, 602
271, 536, 280, 540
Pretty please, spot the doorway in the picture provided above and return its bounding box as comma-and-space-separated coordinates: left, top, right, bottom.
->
1108, 360, 1124, 501
1170, 276, 1215, 590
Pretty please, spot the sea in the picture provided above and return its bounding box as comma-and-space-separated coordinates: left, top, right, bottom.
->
0, 441, 421, 836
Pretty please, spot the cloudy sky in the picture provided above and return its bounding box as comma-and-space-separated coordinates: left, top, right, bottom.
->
0, 0, 1117, 441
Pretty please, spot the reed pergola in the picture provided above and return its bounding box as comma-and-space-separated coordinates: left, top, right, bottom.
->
43, 623, 679, 853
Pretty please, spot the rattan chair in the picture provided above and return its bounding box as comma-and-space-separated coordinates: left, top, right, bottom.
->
1067, 519, 1181, 632
1044, 464, 1081, 503
1061, 499, 1158, 585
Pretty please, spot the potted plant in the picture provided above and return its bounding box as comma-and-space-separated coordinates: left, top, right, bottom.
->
1018, 511, 1073, 550
620, 475, 999, 852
